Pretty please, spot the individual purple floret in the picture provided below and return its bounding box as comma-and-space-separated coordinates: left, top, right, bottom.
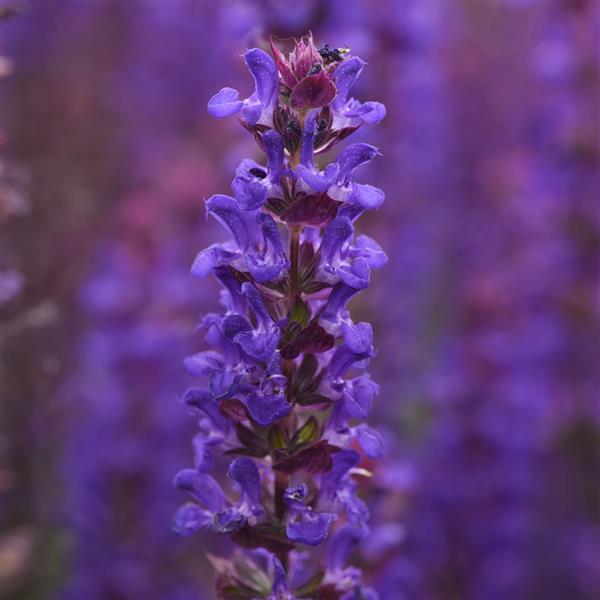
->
174, 33, 387, 599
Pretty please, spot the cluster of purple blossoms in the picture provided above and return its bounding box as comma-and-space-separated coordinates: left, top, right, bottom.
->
173, 33, 387, 599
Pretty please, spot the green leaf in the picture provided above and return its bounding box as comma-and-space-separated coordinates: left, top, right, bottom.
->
268, 423, 288, 451
291, 416, 319, 448
289, 294, 310, 327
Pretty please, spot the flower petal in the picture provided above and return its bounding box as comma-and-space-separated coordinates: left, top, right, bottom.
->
322, 450, 360, 497
271, 555, 289, 595
184, 350, 224, 376
351, 235, 388, 269
296, 163, 340, 193
336, 144, 379, 183
321, 282, 362, 322
338, 257, 370, 289
228, 457, 261, 505
173, 502, 212, 536
286, 511, 337, 546
206, 194, 253, 251
235, 327, 280, 361
173, 469, 226, 512
269, 36, 297, 89
263, 129, 285, 182
246, 255, 287, 283
291, 70, 337, 110
246, 392, 291, 426
221, 314, 253, 340
355, 101, 386, 124
241, 282, 273, 326
342, 321, 373, 354
183, 388, 230, 432
191, 243, 240, 278
300, 109, 318, 167
320, 217, 353, 266
349, 182, 385, 210
231, 175, 267, 211
207, 87, 243, 118
326, 524, 363, 572
245, 48, 278, 108
355, 425, 384, 459
332, 57, 365, 111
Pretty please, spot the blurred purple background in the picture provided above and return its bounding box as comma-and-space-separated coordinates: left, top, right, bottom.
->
1, 1, 598, 599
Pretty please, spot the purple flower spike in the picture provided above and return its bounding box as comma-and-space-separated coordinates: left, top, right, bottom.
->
177, 34, 387, 598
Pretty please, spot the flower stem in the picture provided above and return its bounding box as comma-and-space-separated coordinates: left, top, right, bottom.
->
289, 226, 301, 300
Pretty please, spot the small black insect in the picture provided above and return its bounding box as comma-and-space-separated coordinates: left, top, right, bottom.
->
309, 63, 322, 75
249, 167, 267, 179
318, 44, 350, 65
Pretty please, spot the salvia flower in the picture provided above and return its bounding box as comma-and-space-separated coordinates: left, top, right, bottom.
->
175, 33, 387, 599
